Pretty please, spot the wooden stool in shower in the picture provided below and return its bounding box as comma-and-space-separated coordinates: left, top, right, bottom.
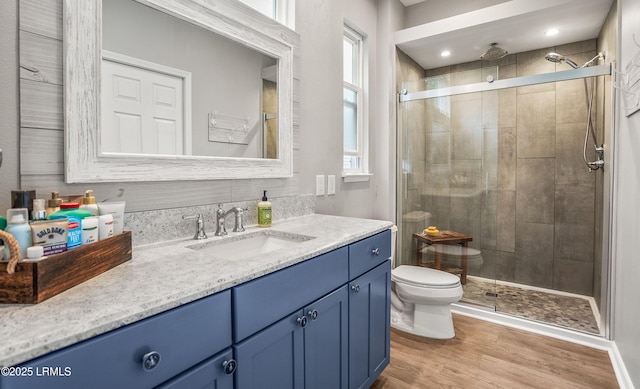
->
412, 230, 473, 285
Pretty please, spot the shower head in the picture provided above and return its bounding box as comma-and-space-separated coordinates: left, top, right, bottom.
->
545, 52, 579, 69
481, 43, 508, 61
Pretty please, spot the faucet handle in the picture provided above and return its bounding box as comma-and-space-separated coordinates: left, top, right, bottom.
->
182, 213, 207, 240
231, 207, 247, 232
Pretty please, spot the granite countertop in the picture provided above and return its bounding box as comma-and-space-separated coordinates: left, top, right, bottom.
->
0, 214, 392, 367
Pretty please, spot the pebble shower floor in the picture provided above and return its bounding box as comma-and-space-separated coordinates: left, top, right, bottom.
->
461, 277, 601, 335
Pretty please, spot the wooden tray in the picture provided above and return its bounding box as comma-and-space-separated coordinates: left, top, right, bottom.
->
0, 231, 132, 304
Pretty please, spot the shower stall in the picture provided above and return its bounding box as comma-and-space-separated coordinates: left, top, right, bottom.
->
396, 47, 613, 336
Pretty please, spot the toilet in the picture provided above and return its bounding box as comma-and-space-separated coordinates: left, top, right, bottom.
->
390, 226, 463, 339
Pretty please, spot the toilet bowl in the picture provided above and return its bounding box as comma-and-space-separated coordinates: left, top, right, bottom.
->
390, 226, 463, 339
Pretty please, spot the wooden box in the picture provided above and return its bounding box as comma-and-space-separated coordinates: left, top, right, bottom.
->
0, 231, 132, 304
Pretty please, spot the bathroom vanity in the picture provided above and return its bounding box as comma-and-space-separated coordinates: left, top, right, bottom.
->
0, 214, 392, 389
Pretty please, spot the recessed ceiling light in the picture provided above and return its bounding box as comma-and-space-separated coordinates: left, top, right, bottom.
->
545, 28, 559, 36
441, 50, 451, 57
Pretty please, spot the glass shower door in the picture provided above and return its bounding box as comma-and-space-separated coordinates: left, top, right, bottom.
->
397, 70, 499, 310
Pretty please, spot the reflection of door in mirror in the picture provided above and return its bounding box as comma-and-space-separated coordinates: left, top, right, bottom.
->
102, 0, 278, 159
101, 52, 191, 155
262, 83, 278, 159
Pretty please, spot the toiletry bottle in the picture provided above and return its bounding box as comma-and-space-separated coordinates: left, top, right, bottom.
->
32, 199, 47, 220
98, 214, 114, 240
79, 190, 99, 215
258, 190, 272, 227
81, 216, 99, 245
4, 209, 32, 260
46, 191, 63, 216
48, 203, 93, 250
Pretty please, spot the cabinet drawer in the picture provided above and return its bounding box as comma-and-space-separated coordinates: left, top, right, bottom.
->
233, 247, 348, 342
156, 348, 234, 389
2, 291, 232, 389
348, 229, 391, 279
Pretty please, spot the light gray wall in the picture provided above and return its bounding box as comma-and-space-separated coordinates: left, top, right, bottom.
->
613, 0, 640, 385
0, 0, 19, 213
296, 0, 400, 222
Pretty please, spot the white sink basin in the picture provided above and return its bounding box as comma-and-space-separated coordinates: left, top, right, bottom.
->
187, 230, 314, 260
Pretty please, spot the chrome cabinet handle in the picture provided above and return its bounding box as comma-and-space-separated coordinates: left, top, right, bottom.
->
222, 359, 237, 375
297, 316, 308, 327
351, 284, 360, 293
142, 351, 161, 372
308, 309, 318, 320
371, 248, 380, 256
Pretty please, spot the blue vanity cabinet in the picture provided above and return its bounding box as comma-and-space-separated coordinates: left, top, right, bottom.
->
347, 229, 392, 389
233, 229, 391, 389
232, 247, 349, 389
303, 285, 349, 389
348, 261, 391, 389
232, 247, 349, 343
233, 285, 349, 389
233, 310, 305, 388
0, 290, 232, 389
155, 348, 235, 389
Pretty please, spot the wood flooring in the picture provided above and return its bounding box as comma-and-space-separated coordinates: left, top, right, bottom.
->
372, 314, 619, 389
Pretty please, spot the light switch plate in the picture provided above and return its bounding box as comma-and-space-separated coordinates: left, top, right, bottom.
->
327, 175, 336, 195
316, 175, 325, 196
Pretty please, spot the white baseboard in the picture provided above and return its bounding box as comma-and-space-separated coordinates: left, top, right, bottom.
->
609, 342, 636, 389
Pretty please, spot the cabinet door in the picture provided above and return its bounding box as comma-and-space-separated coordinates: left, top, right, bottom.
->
156, 348, 235, 389
234, 310, 305, 389
0, 291, 232, 389
304, 285, 349, 389
348, 261, 391, 389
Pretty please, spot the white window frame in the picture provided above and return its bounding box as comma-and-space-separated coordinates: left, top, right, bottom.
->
343, 23, 370, 182
238, 0, 295, 29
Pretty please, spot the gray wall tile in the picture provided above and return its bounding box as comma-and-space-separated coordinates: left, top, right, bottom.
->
497, 190, 516, 252
517, 91, 556, 158
515, 222, 555, 288
553, 258, 594, 295
516, 158, 555, 224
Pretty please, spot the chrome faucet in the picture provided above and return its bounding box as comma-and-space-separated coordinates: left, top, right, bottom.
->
182, 213, 207, 240
214, 205, 247, 236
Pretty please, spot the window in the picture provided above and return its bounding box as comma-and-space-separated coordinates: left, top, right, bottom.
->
343, 24, 368, 178
238, 0, 295, 29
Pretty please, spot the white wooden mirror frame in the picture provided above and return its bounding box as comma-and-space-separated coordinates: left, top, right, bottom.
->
63, 0, 296, 183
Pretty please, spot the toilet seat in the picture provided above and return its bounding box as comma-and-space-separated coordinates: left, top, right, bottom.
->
392, 265, 460, 289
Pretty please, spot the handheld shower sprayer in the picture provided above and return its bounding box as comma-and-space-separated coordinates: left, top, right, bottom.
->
545, 51, 606, 172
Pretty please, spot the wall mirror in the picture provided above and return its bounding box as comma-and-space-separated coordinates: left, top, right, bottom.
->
64, 0, 296, 182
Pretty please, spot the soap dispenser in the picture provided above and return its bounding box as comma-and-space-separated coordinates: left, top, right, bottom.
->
258, 190, 272, 227
46, 191, 63, 216
80, 190, 99, 215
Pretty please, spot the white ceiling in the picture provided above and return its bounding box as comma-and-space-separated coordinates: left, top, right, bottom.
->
395, 0, 614, 69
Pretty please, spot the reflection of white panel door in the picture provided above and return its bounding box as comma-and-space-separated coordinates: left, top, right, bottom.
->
101, 53, 191, 155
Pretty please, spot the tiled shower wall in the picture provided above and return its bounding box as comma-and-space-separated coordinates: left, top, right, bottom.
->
398, 40, 605, 295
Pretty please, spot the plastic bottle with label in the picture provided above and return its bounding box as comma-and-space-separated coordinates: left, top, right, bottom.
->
258, 190, 272, 227
48, 203, 93, 250
4, 209, 32, 260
